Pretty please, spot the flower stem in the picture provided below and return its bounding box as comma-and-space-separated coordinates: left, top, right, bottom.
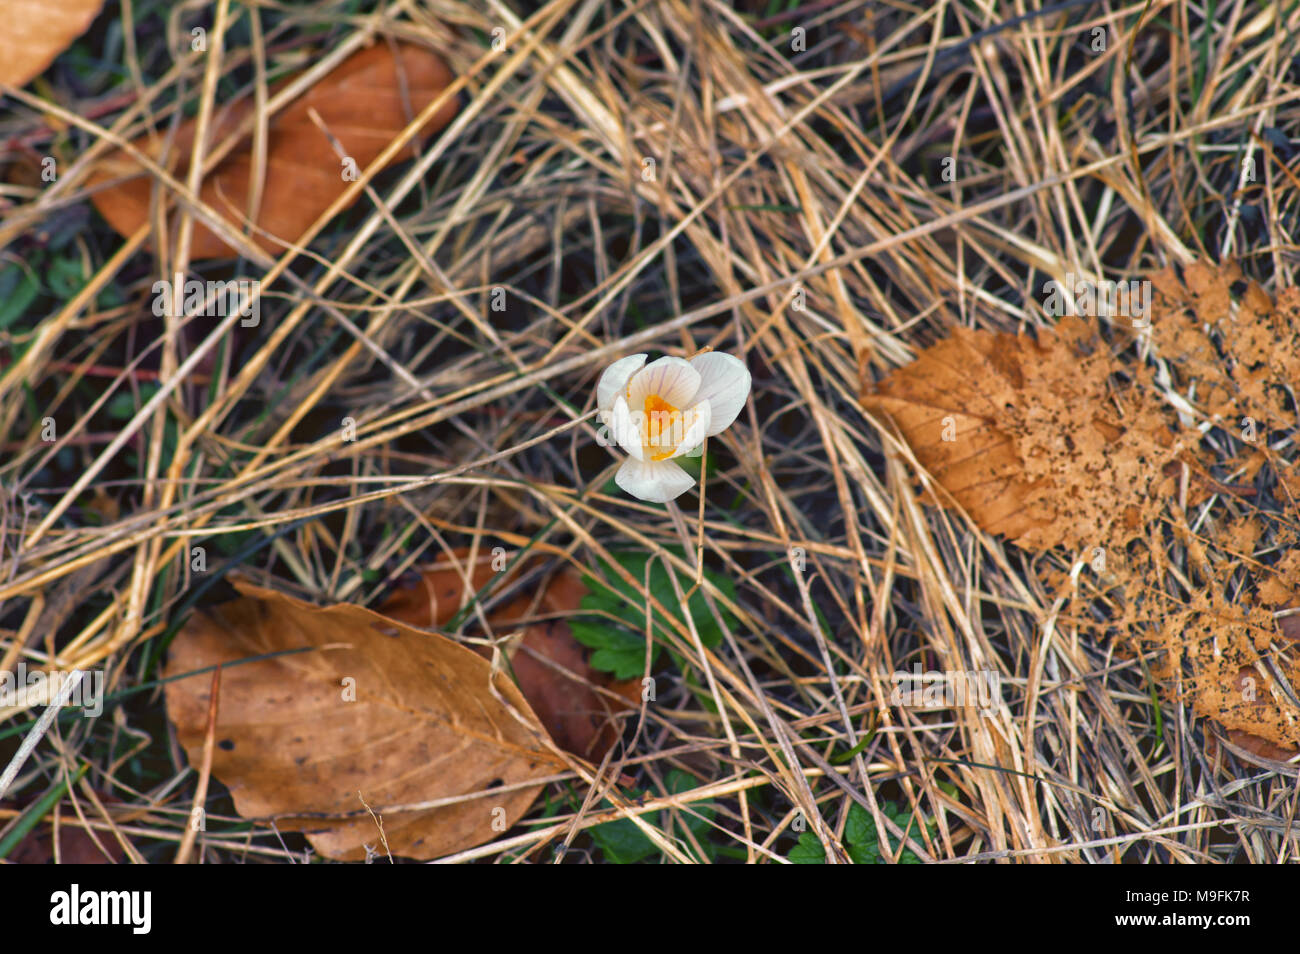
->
664, 447, 706, 599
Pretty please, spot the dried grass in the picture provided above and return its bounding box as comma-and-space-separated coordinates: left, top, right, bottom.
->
2, 0, 1299, 862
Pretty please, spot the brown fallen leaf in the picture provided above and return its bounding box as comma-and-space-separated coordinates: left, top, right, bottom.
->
1203, 602, 1300, 763
89, 41, 458, 259
1137, 526, 1300, 764
1150, 259, 1300, 433
376, 547, 501, 628
1217, 730, 1299, 765
0, 0, 104, 87
862, 325, 1050, 543
163, 580, 561, 862
1128, 264, 1300, 763
2, 805, 125, 864
876, 268, 1300, 769
861, 317, 1175, 552
379, 549, 638, 762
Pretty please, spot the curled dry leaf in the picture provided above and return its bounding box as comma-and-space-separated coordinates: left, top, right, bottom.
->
88, 41, 458, 259
163, 580, 561, 861
379, 549, 639, 762
861, 316, 1175, 552
0, 0, 104, 87
1217, 730, 1299, 766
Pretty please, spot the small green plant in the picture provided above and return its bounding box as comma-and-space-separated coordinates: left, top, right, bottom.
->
570, 547, 736, 679
787, 800, 934, 864
588, 770, 717, 863
0, 230, 123, 334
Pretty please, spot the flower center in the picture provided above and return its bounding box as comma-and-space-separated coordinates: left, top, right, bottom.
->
643, 393, 680, 461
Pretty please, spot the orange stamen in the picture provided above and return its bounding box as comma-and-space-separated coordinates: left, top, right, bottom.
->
644, 393, 680, 461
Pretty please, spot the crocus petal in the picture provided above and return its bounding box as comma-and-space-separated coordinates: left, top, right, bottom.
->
681, 444, 704, 458
615, 457, 695, 503
626, 356, 701, 411
689, 352, 751, 435
611, 395, 644, 460
596, 353, 647, 416
667, 400, 711, 459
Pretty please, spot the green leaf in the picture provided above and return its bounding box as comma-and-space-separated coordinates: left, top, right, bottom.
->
47, 255, 85, 299
106, 382, 159, 422
576, 547, 737, 677
786, 799, 934, 864
787, 831, 826, 864
587, 817, 660, 864
665, 769, 715, 840
568, 620, 649, 680
830, 730, 875, 764
589, 771, 717, 863
0, 266, 41, 331
845, 802, 874, 845
848, 842, 883, 864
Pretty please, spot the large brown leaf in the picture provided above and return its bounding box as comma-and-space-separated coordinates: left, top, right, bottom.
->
0, 0, 104, 87
88, 41, 457, 259
163, 580, 561, 861
379, 549, 639, 762
862, 317, 1175, 552
861, 325, 1049, 543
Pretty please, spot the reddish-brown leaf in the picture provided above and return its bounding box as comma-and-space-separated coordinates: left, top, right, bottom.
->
2, 803, 125, 864
379, 550, 637, 762
0, 0, 104, 87
88, 41, 457, 259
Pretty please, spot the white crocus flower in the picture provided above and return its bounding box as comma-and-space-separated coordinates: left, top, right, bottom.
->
595, 351, 751, 503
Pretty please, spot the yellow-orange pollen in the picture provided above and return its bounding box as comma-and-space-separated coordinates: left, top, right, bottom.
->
643, 393, 680, 461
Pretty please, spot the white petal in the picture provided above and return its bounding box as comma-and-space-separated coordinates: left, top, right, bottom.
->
626, 356, 701, 410
666, 400, 711, 459
611, 395, 644, 460
615, 457, 695, 503
689, 352, 751, 435
596, 354, 647, 414
681, 444, 704, 458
